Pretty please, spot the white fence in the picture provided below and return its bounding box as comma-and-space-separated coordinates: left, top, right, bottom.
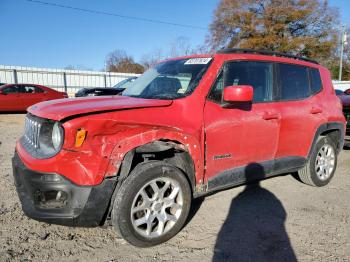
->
333, 81, 350, 91
0, 65, 140, 95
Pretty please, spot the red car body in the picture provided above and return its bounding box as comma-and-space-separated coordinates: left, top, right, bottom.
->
0, 84, 68, 112
12, 51, 346, 245
16, 53, 345, 185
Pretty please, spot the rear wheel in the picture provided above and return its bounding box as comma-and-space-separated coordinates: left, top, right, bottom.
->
112, 161, 192, 247
298, 136, 337, 187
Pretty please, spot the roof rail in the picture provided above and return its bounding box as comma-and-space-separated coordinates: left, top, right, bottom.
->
217, 48, 318, 64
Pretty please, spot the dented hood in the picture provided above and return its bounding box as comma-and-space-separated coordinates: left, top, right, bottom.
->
28, 95, 173, 121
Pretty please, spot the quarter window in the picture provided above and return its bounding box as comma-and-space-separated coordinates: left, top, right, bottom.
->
309, 68, 322, 94
278, 64, 310, 100
208, 71, 224, 102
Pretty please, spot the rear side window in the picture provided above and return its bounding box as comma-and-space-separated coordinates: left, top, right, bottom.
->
24, 86, 36, 93
309, 68, 322, 94
278, 64, 310, 100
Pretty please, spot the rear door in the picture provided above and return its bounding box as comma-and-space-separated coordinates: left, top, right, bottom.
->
0, 85, 20, 111
274, 64, 324, 159
204, 61, 281, 184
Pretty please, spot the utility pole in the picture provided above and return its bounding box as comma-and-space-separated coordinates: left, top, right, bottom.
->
339, 27, 348, 81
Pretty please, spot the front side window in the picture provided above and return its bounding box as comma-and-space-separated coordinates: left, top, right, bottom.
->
122, 58, 212, 99
2, 86, 18, 94
208, 61, 273, 103
278, 64, 310, 100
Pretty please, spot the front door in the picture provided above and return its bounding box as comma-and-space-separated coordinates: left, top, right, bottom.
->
204, 61, 280, 187
0, 85, 20, 111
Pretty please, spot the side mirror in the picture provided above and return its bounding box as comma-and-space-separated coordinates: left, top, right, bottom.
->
223, 85, 253, 103
344, 88, 350, 95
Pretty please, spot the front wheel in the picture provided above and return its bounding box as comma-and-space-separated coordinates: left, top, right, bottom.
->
112, 161, 192, 247
298, 136, 338, 187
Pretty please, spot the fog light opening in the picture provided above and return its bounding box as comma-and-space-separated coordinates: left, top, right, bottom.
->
35, 190, 68, 209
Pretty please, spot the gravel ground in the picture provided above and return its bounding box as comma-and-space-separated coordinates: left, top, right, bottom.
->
0, 114, 349, 262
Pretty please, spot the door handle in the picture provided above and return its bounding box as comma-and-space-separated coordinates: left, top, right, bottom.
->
310, 107, 322, 114
262, 112, 280, 120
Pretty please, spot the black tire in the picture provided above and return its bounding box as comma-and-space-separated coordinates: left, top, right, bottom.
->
112, 161, 192, 247
298, 136, 338, 187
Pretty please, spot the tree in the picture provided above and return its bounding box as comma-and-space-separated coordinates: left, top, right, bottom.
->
169, 36, 193, 57
105, 50, 145, 74
140, 48, 164, 69
64, 65, 93, 71
208, 0, 340, 64
140, 37, 211, 69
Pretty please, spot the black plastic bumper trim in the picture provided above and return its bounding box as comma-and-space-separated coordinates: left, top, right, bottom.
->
12, 151, 117, 227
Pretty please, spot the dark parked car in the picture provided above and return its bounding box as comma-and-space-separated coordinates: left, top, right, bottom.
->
75, 77, 137, 97
336, 88, 350, 146
0, 84, 68, 112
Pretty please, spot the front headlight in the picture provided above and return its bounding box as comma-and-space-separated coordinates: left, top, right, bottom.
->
22, 115, 64, 159
52, 122, 63, 151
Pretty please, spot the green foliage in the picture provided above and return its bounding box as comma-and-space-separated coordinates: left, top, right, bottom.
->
106, 50, 145, 74
209, 0, 344, 75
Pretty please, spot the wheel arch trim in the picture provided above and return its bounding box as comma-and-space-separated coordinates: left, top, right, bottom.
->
105, 130, 202, 191
308, 122, 345, 158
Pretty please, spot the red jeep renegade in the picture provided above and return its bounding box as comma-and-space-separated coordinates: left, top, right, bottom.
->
12, 49, 346, 247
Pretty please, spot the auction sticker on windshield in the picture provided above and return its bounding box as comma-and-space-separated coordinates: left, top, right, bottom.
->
184, 58, 212, 65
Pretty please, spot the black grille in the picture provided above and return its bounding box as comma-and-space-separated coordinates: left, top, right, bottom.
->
21, 114, 49, 157
24, 115, 42, 149
21, 114, 60, 159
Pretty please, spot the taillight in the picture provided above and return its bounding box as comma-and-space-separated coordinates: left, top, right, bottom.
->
63, 92, 68, 98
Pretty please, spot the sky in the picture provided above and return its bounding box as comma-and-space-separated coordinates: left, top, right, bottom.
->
1, 0, 349, 70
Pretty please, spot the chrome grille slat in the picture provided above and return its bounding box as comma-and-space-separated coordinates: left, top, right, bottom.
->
23, 115, 41, 149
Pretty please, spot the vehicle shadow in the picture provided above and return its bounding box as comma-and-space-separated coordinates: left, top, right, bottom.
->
343, 143, 350, 150
184, 197, 204, 227
213, 163, 297, 262
0, 111, 27, 114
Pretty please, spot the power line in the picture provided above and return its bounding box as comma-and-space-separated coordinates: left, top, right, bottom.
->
23, 0, 207, 31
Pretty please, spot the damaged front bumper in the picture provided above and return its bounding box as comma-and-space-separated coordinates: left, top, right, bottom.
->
12, 151, 117, 227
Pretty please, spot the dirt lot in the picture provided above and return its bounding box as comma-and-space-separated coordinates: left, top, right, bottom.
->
0, 114, 350, 262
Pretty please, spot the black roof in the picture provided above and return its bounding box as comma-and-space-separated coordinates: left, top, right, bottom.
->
217, 48, 318, 65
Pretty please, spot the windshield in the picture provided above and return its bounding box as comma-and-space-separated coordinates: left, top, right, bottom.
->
122, 57, 212, 99
113, 77, 137, 89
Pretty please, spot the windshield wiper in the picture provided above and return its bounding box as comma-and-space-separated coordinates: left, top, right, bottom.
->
145, 94, 176, 100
